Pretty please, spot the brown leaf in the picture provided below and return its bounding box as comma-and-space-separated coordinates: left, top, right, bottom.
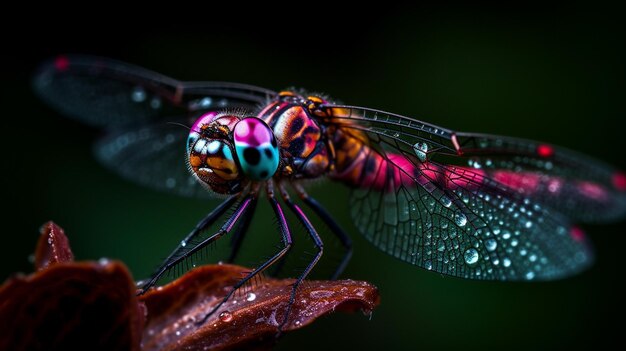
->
34, 221, 74, 270
2, 222, 381, 351
0, 222, 144, 351
140, 264, 380, 351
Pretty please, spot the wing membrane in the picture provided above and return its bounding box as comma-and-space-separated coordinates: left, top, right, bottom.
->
324, 105, 598, 280
449, 133, 626, 222
33, 55, 276, 127
95, 122, 212, 199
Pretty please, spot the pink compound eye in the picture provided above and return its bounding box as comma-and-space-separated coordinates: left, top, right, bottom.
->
233, 118, 279, 180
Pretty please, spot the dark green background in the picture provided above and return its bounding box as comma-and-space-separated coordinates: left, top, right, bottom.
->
3, 5, 625, 350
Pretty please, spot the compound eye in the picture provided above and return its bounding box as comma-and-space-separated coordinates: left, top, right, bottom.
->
233, 118, 280, 181
188, 137, 239, 181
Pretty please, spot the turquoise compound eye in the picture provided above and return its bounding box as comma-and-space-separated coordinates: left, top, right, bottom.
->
233, 118, 280, 181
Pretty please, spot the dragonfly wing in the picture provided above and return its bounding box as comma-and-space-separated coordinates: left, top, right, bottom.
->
33, 55, 276, 128
323, 105, 594, 280
450, 132, 626, 223
95, 121, 212, 199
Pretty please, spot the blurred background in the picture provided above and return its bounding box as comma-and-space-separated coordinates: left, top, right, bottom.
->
2, 4, 625, 350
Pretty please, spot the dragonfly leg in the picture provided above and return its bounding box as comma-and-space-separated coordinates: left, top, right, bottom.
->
198, 183, 293, 325
138, 194, 252, 295
226, 197, 258, 263
277, 184, 324, 332
293, 183, 353, 279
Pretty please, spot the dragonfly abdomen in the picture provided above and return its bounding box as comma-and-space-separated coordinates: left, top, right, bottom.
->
329, 128, 416, 191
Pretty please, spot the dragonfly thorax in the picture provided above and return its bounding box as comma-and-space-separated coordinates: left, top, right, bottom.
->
186, 113, 280, 194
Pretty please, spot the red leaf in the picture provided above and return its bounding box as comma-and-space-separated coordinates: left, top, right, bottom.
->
0, 222, 144, 351
1, 222, 381, 351
34, 221, 74, 270
140, 264, 380, 351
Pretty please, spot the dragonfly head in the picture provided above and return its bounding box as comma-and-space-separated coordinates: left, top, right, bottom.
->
187, 113, 279, 194
187, 112, 247, 194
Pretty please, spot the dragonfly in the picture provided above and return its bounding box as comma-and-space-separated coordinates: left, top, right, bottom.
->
34, 55, 626, 329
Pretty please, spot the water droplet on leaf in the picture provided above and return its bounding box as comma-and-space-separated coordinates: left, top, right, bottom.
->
219, 311, 233, 323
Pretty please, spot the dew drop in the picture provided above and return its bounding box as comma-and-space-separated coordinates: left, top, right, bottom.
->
485, 239, 497, 252
440, 221, 449, 229
454, 212, 467, 227
413, 142, 428, 162
437, 239, 446, 252
529, 254, 537, 262
180, 240, 187, 247
425, 260, 433, 270
464, 248, 479, 265
525, 271, 535, 280
503, 258, 512, 267
219, 311, 233, 323
525, 221, 533, 229
98, 258, 110, 265
175, 330, 181, 336
511, 239, 518, 247
131, 87, 146, 102
440, 196, 452, 207
246, 292, 257, 302
199, 97, 213, 108
150, 97, 162, 109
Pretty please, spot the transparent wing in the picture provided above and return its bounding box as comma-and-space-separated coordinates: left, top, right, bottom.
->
95, 121, 212, 199
322, 105, 600, 280
33, 55, 276, 128
322, 105, 626, 223
450, 133, 626, 222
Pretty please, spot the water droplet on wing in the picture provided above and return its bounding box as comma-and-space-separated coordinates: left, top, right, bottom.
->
485, 239, 497, 252
464, 248, 479, 265
455, 212, 467, 227
131, 87, 146, 102
413, 142, 428, 162
441, 196, 452, 207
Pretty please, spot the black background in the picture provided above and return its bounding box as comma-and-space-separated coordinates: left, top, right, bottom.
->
2, 4, 625, 350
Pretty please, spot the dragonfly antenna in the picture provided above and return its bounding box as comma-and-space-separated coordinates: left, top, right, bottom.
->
166, 121, 191, 130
